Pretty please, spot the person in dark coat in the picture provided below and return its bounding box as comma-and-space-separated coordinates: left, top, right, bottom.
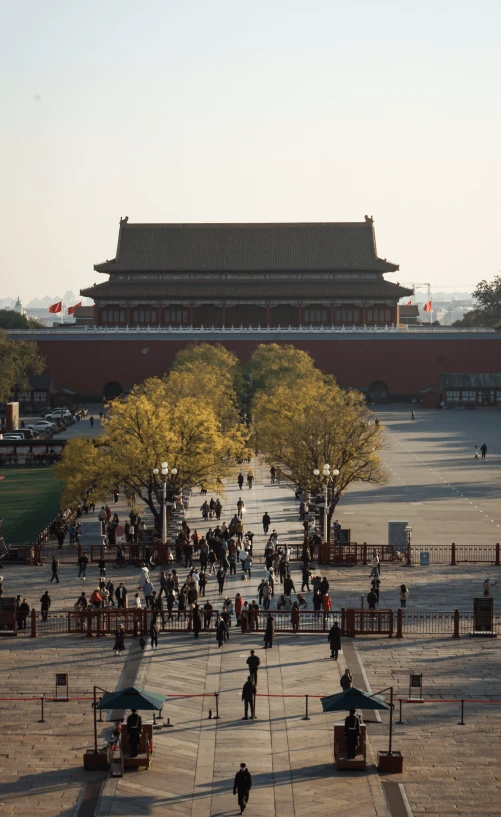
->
40, 590, 51, 622
241, 676, 256, 719
193, 604, 202, 638
328, 620, 341, 659
344, 709, 360, 759
313, 589, 323, 618
263, 613, 275, 649
113, 624, 126, 655
340, 668, 353, 690
262, 512, 271, 534
367, 589, 378, 609
150, 617, 158, 650
50, 557, 60, 583
246, 650, 260, 685
126, 710, 142, 758
233, 762, 252, 814
115, 583, 127, 609
216, 616, 228, 648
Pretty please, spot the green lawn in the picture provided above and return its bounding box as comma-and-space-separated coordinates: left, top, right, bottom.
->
0, 468, 64, 545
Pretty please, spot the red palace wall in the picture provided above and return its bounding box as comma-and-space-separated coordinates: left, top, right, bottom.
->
24, 331, 501, 397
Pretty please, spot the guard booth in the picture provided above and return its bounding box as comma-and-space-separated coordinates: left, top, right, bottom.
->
334, 722, 367, 770
121, 721, 153, 769
0, 597, 17, 636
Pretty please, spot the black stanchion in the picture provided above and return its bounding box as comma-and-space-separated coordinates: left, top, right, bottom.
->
459, 700, 465, 725
398, 699, 403, 724
214, 692, 220, 719
302, 694, 310, 721
40, 694, 45, 723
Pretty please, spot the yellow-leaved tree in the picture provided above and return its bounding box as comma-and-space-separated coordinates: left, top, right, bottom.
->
250, 344, 388, 538
56, 361, 248, 525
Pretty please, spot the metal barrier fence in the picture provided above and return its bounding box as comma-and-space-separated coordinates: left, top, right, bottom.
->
26, 541, 501, 567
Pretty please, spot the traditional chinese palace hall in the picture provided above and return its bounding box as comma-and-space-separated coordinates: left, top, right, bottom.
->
81, 218, 412, 328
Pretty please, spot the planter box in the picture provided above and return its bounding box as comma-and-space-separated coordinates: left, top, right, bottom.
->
83, 749, 109, 771
377, 751, 403, 773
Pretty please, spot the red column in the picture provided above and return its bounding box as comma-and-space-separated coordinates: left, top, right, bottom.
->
189, 305, 194, 326
265, 304, 271, 326
221, 305, 226, 328
361, 306, 367, 325
93, 304, 100, 327
297, 304, 303, 326
329, 305, 335, 325
125, 305, 131, 326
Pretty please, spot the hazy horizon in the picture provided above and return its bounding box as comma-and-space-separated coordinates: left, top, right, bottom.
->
1, 0, 500, 300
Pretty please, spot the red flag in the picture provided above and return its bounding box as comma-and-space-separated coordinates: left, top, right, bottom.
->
67, 301, 82, 315
48, 301, 62, 314
423, 300, 432, 313
406, 300, 412, 306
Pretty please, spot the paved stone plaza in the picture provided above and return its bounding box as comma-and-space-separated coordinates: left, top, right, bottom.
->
2, 408, 501, 816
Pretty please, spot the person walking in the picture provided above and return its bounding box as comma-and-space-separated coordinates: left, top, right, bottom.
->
246, 649, 260, 685
241, 676, 256, 720
340, 668, 353, 690
150, 617, 158, 650
328, 620, 341, 659
483, 578, 497, 597
291, 602, 300, 634
237, 497, 245, 520
50, 557, 60, 583
193, 603, 202, 639
126, 709, 142, 758
235, 593, 243, 626
77, 552, 88, 579
399, 584, 409, 608
371, 576, 380, 605
270, 466, 276, 484
481, 442, 488, 459
233, 762, 252, 815
216, 616, 228, 648
367, 588, 378, 609
113, 624, 126, 655
247, 470, 254, 489
262, 512, 271, 535
371, 551, 380, 578
217, 566, 226, 595
238, 472, 244, 490
98, 558, 106, 579
264, 613, 275, 649
301, 565, 312, 592
40, 590, 51, 622
115, 582, 128, 609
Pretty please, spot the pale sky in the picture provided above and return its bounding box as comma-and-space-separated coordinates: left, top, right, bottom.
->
1, 0, 500, 300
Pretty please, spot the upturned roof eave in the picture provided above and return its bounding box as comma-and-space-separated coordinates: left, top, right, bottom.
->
93, 261, 399, 274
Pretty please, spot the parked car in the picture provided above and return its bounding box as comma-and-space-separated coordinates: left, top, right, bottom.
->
1, 433, 25, 441
44, 410, 73, 420
27, 421, 56, 434
13, 429, 35, 439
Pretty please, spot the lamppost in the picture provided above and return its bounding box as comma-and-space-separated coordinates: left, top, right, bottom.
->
405, 525, 413, 566
152, 462, 178, 544
313, 464, 340, 543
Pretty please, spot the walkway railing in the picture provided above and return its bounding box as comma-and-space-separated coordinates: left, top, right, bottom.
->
27, 540, 501, 566
16, 606, 500, 639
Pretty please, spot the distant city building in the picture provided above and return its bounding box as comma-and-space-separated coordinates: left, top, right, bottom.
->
14, 296, 24, 316
81, 217, 413, 328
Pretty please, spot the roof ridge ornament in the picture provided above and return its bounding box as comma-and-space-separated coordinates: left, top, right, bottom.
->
120, 216, 129, 224
364, 215, 373, 223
